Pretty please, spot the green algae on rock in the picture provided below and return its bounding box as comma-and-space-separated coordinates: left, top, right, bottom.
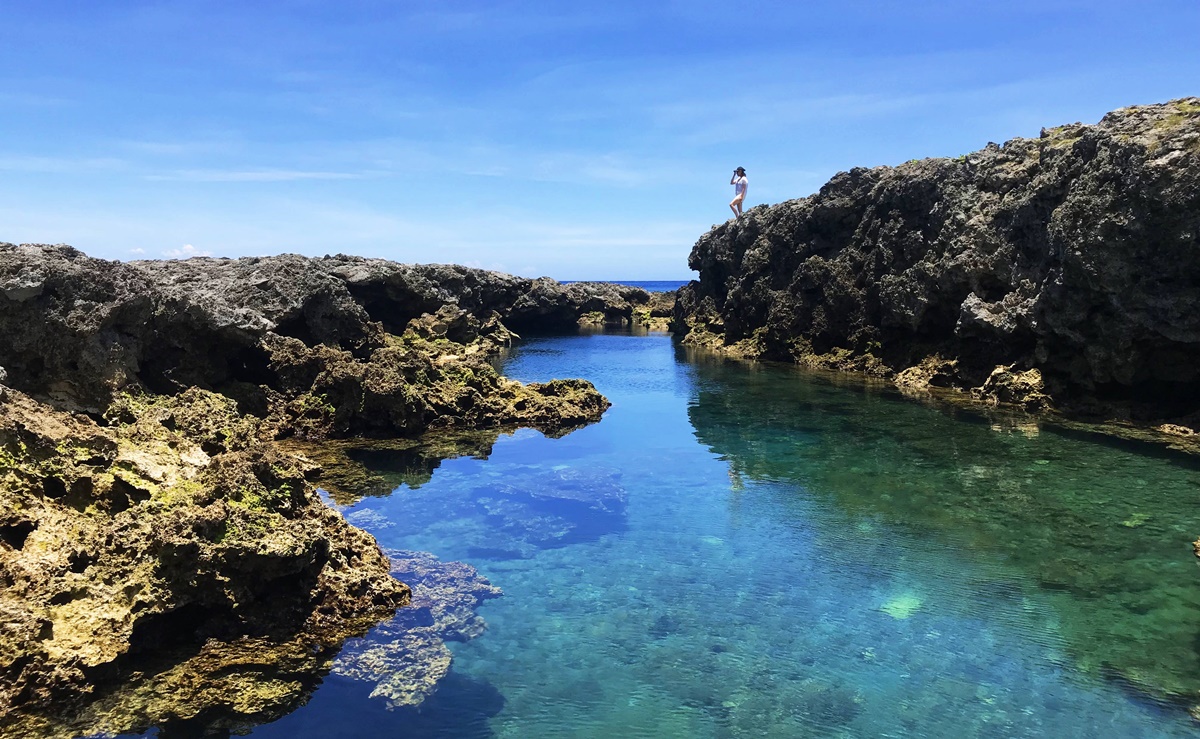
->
633, 289, 677, 332
0, 385, 409, 739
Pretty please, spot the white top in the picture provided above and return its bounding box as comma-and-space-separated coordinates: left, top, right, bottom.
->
734, 175, 748, 196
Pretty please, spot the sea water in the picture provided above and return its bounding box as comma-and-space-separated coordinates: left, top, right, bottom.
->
561, 279, 687, 292
237, 331, 1200, 738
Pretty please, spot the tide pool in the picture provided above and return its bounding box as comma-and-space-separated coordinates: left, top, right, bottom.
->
230, 331, 1200, 738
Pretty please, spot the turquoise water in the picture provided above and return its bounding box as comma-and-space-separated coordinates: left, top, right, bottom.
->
237, 331, 1200, 738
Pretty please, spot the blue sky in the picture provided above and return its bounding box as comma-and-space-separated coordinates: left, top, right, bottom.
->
2, 1, 1197, 279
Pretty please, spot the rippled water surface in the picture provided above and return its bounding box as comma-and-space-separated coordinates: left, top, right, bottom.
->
243, 331, 1200, 738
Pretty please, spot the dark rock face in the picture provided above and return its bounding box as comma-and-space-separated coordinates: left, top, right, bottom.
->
0, 246, 644, 423
675, 98, 1200, 424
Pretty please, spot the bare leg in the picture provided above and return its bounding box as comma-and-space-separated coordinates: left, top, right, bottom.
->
730, 200, 739, 218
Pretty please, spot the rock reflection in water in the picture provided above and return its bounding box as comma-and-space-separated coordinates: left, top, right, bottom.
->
284, 431, 506, 505
682, 348, 1200, 710
331, 435, 631, 561
474, 466, 628, 552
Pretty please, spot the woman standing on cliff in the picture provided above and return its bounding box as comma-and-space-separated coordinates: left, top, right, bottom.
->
730, 167, 748, 219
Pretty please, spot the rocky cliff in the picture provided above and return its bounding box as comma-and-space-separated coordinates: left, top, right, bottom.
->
675, 98, 1200, 427
0, 245, 635, 736
0, 245, 659, 422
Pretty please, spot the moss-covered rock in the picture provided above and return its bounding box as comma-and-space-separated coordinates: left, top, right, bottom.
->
0, 386, 409, 737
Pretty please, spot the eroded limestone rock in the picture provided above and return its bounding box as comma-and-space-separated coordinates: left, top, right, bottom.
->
0, 386, 409, 738
675, 98, 1200, 429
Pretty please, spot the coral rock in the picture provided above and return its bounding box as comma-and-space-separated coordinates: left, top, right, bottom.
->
675, 98, 1200, 428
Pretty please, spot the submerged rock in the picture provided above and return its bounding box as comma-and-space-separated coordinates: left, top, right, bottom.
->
675, 98, 1200, 429
474, 466, 629, 550
333, 549, 501, 708
683, 353, 1200, 715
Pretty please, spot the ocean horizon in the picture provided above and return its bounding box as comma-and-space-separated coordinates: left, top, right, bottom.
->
562, 279, 688, 292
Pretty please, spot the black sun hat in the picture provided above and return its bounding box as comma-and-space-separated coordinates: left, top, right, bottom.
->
735, 167, 746, 174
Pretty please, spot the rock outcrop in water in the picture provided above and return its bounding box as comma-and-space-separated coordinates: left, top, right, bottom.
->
675, 98, 1200, 427
0, 244, 630, 736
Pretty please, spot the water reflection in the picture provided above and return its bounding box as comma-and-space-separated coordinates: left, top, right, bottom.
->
682, 345, 1200, 708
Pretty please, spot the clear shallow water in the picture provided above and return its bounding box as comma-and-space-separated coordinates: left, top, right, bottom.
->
239, 332, 1200, 738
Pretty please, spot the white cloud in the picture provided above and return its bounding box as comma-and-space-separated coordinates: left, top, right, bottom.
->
163, 244, 212, 259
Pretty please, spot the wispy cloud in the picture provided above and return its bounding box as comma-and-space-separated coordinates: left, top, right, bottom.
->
0, 91, 72, 107
114, 138, 241, 157
145, 169, 367, 182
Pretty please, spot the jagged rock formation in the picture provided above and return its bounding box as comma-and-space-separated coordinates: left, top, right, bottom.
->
675, 98, 1200, 426
0, 385, 409, 738
0, 246, 627, 736
0, 245, 647, 423
633, 289, 677, 331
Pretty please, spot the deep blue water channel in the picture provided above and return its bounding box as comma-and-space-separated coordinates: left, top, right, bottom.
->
245, 331, 1200, 738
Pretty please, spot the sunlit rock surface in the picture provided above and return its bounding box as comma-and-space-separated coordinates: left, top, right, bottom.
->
0, 386, 409, 739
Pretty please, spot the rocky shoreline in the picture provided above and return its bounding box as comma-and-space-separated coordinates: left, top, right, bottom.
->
0, 244, 660, 736
6, 93, 1200, 733
675, 98, 1200, 432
